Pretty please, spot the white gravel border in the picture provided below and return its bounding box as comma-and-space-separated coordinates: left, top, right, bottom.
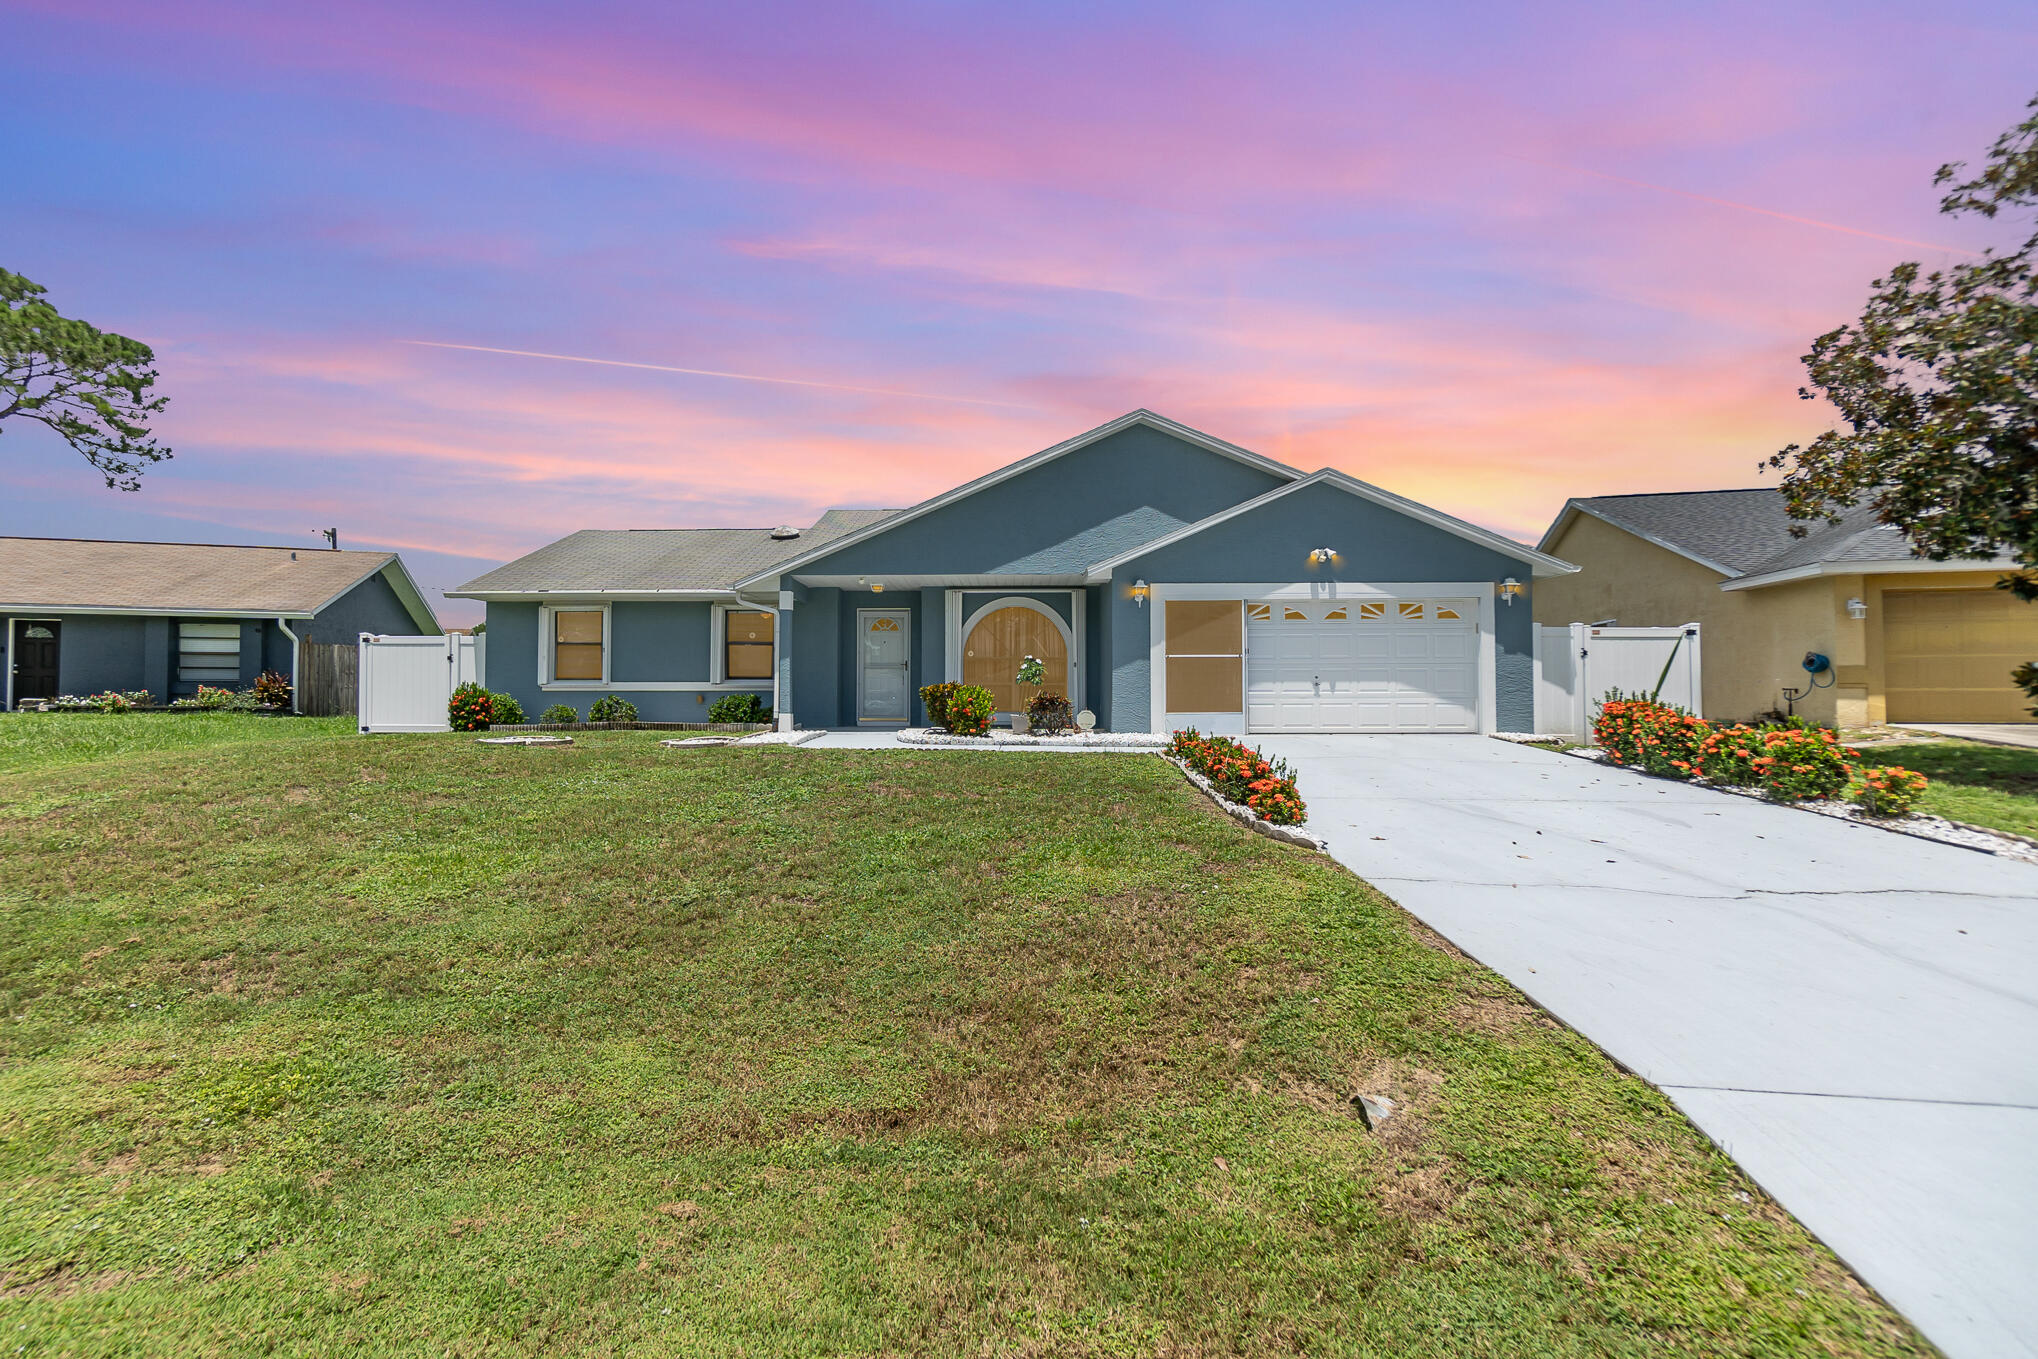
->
1541, 742, 2038, 865
476, 734, 573, 746
896, 727, 1166, 749
1162, 756, 1329, 852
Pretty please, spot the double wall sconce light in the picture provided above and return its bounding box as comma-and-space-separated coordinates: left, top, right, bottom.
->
1308, 547, 1338, 565
1498, 577, 1524, 606
1130, 579, 1150, 608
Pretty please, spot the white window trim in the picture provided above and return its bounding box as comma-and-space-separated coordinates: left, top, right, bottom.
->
1146, 582, 1496, 735
539, 602, 611, 689
712, 603, 778, 686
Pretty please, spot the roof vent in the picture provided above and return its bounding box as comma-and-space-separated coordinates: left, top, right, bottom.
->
769, 525, 801, 540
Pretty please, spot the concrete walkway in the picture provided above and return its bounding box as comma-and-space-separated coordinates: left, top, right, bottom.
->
1891, 722, 2038, 750
1254, 734, 2038, 1359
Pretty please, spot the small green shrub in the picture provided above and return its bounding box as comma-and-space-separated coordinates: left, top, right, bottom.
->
945, 685, 996, 737
587, 694, 638, 724
1016, 654, 1046, 687
448, 682, 493, 731
539, 703, 579, 725
489, 691, 526, 725
707, 693, 772, 725
1851, 764, 1930, 817
919, 682, 960, 729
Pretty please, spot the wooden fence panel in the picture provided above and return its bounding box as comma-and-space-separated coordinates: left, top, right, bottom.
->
299, 642, 359, 716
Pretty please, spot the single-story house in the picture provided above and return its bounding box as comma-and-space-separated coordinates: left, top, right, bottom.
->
450, 410, 1574, 733
1535, 489, 2037, 725
1, 537, 440, 709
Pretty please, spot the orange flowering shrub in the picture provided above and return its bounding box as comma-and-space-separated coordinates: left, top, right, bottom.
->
1167, 729, 1307, 825
1593, 696, 1707, 778
1851, 764, 1930, 816
448, 681, 494, 731
944, 685, 996, 737
1747, 725, 1854, 802
1595, 695, 1887, 808
1695, 724, 1767, 787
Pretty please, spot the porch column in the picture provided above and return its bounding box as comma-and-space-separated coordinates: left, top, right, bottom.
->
775, 590, 795, 730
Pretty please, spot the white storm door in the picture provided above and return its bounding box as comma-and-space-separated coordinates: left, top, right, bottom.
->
857, 610, 911, 723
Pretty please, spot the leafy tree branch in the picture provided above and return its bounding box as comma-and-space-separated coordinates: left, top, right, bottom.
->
1767, 96, 2038, 603
1, 268, 172, 490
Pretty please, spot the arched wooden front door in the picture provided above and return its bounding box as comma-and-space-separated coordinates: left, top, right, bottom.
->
963, 606, 1069, 713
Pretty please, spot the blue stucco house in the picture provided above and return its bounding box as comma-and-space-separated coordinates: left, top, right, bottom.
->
450, 411, 1576, 733
1, 537, 439, 709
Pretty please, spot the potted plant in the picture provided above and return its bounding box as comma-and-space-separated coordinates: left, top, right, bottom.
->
1013, 655, 1045, 732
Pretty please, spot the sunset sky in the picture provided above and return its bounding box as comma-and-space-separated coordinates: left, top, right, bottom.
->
5, 0, 2035, 624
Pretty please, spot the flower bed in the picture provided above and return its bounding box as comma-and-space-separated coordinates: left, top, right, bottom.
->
1593, 695, 1925, 816
1166, 729, 1307, 825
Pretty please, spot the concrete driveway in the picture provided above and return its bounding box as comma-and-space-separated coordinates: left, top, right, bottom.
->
1255, 734, 2038, 1359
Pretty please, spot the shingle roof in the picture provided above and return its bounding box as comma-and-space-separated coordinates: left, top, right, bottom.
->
453, 508, 900, 594
0, 537, 403, 614
1557, 489, 1922, 579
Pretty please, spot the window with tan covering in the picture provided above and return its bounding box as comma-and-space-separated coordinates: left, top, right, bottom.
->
553, 610, 604, 681
725, 610, 775, 679
1165, 600, 1242, 713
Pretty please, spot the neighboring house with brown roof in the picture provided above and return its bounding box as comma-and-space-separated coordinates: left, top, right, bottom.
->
1, 537, 439, 708
1535, 489, 2036, 726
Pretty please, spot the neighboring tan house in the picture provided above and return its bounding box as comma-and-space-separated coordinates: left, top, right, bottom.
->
450, 410, 1576, 733
1536, 489, 2036, 726
1, 537, 440, 709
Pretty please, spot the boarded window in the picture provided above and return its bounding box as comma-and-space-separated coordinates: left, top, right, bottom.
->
553, 609, 604, 681
1166, 600, 1242, 713
726, 610, 775, 679
178, 621, 241, 684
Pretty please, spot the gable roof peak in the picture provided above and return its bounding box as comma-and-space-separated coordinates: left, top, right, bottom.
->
730, 410, 1305, 588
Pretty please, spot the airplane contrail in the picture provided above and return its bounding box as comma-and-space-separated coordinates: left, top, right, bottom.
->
1519, 158, 1983, 257
400, 340, 1030, 408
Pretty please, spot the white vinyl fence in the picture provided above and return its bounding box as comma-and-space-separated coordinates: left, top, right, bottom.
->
357, 633, 484, 733
1535, 623, 1701, 740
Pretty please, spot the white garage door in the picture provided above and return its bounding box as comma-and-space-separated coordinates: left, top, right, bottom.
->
1246, 599, 1478, 732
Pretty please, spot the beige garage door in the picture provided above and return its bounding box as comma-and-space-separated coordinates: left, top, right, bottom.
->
1884, 589, 2038, 723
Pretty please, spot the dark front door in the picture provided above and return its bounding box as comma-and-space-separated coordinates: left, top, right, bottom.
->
12, 621, 60, 703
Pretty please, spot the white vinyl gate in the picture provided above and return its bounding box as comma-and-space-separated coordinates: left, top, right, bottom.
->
1535, 622, 1701, 739
357, 633, 484, 733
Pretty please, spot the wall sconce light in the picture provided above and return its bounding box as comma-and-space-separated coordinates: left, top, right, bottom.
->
1308, 547, 1338, 565
1130, 579, 1149, 608
1498, 577, 1524, 606
1846, 596, 1867, 620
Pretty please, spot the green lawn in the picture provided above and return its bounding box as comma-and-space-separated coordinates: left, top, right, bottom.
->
1852, 738, 2038, 839
0, 716, 1925, 1356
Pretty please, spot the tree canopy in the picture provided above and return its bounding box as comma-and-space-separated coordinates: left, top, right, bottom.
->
1, 268, 171, 490
1767, 96, 2038, 601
